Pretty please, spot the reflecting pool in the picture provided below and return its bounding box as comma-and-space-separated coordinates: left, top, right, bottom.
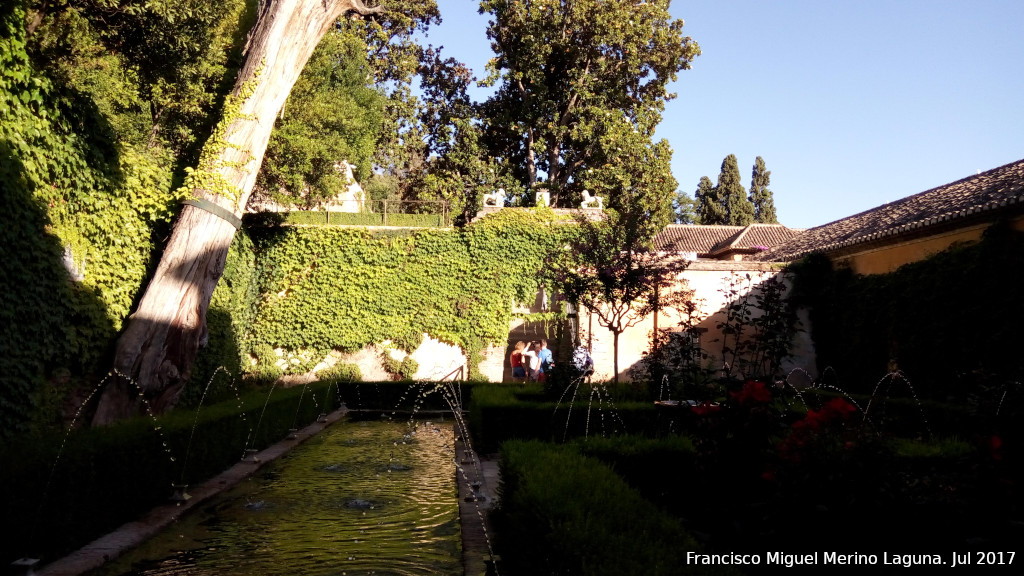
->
90, 418, 460, 576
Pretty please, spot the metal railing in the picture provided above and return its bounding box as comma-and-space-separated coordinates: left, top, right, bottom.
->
278, 199, 451, 228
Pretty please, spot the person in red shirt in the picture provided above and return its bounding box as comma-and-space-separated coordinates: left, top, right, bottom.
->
510, 341, 527, 381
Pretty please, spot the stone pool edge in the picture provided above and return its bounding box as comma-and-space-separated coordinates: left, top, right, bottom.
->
456, 442, 501, 576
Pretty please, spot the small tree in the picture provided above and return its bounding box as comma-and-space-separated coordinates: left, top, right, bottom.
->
672, 189, 697, 224
551, 208, 691, 383
694, 175, 723, 225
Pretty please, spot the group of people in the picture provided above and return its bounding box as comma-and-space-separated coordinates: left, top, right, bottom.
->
510, 339, 553, 382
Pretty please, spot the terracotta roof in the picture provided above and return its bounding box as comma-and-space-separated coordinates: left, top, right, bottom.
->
653, 225, 741, 254
709, 224, 803, 257
653, 224, 802, 257
754, 158, 1024, 262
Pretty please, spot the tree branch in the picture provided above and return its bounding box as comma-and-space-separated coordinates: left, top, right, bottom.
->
346, 0, 385, 17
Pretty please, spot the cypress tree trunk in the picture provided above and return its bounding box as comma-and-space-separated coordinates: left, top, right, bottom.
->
93, 0, 382, 425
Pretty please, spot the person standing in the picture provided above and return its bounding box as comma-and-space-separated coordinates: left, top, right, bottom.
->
510, 341, 526, 381
537, 339, 554, 383
522, 342, 540, 382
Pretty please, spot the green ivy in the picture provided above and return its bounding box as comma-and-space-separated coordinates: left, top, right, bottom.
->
789, 223, 1024, 400
215, 209, 575, 381
1, 3, 183, 436
317, 362, 362, 383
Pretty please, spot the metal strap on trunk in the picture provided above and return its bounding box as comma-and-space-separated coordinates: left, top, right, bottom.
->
183, 198, 242, 230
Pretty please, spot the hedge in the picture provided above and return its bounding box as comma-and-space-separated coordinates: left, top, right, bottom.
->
493, 440, 736, 576
282, 210, 448, 227
467, 384, 666, 454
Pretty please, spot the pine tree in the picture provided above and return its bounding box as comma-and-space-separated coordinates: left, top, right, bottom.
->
694, 175, 724, 224
749, 156, 778, 223
717, 154, 754, 225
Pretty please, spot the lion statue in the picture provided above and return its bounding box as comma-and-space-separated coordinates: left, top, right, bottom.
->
580, 190, 603, 209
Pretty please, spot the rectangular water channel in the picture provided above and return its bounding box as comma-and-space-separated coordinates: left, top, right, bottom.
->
88, 417, 461, 576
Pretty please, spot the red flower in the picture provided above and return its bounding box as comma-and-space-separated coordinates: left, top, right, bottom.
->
730, 380, 772, 405
691, 402, 721, 416
989, 435, 1003, 461
823, 397, 857, 420
801, 397, 857, 429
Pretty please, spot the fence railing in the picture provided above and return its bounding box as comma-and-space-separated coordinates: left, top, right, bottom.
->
279, 199, 451, 228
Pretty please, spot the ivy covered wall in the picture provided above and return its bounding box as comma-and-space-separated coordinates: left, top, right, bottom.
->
1, 4, 187, 436
188, 209, 574, 390
788, 222, 1024, 401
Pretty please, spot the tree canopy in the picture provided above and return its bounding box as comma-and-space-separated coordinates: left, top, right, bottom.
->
256, 27, 386, 206
694, 175, 721, 225
673, 189, 697, 224
477, 0, 699, 209
718, 154, 754, 225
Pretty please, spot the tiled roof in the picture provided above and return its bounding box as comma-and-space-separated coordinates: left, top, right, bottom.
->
653, 224, 801, 257
653, 225, 742, 254
754, 158, 1024, 262
709, 224, 803, 257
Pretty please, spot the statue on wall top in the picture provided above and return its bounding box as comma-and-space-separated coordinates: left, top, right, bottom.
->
580, 190, 603, 209
482, 188, 506, 207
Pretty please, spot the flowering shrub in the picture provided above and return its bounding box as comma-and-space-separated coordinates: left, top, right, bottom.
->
776, 397, 859, 464
729, 379, 772, 405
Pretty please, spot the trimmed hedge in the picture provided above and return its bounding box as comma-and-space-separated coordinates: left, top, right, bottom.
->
333, 380, 476, 413
0, 380, 341, 564
575, 434, 698, 509
282, 211, 447, 227
494, 440, 735, 576
467, 384, 666, 454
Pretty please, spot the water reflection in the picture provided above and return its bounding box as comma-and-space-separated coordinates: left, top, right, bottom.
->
91, 419, 460, 576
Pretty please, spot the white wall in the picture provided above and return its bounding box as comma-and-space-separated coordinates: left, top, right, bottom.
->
577, 261, 817, 382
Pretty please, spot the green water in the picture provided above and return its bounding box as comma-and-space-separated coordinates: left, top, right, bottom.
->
92, 418, 461, 576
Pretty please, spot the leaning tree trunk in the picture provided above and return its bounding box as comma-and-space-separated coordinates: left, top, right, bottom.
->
92, 0, 382, 425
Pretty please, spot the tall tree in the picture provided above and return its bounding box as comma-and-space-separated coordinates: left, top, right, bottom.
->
694, 175, 724, 225
578, 114, 678, 237
256, 27, 386, 206
477, 0, 699, 207
749, 155, 778, 223
93, 0, 386, 424
411, 47, 521, 222
717, 154, 754, 226
360, 0, 440, 201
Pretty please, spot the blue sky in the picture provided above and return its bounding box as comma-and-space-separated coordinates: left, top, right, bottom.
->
418, 0, 1024, 229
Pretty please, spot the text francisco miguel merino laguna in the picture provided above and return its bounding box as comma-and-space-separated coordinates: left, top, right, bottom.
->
686, 551, 1016, 568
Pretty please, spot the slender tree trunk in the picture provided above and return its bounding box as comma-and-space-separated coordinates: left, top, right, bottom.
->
612, 330, 620, 384
93, 0, 382, 425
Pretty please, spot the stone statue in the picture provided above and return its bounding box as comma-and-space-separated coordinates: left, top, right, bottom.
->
580, 190, 603, 209
534, 188, 550, 207
483, 188, 505, 207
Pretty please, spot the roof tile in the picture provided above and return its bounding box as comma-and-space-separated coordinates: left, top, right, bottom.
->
754, 158, 1024, 261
